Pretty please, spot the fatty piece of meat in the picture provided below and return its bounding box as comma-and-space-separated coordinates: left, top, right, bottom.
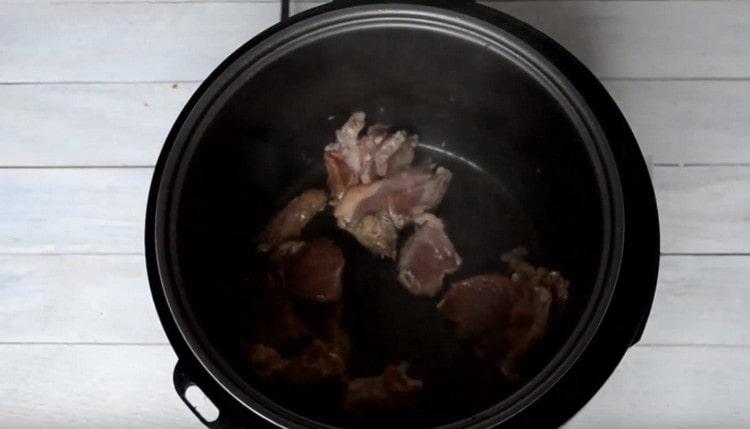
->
246, 339, 347, 384
343, 364, 423, 413
280, 238, 345, 303
249, 272, 309, 348
397, 214, 462, 297
258, 189, 327, 252
373, 130, 416, 178
334, 166, 452, 230
386, 166, 452, 229
438, 273, 554, 380
324, 112, 418, 202
324, 112, 371, 201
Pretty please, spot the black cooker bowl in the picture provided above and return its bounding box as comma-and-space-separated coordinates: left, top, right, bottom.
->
146, 2, 659, 428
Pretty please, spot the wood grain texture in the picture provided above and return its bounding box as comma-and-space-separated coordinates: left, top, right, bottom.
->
0, 255, 746, 347
497, 1, 750, 79
3, 80, 750, 166
0, 345, 199, 428
1, 166, 747, 254
0, 2, 285, 83
0, 83, 195, 167
0, 169, 150, 254
639, 256, 750, 346
3, 2, 750, 82
655, 166, 750, 254
0, 344, 747, 428
567, 345, 750, 428
604, 80, 750, 165
0, 255, 166, 344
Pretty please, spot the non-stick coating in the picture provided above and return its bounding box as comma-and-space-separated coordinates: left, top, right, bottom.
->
170, 21, 608, 428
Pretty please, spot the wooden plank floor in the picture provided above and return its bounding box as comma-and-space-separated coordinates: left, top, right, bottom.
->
1, 0, 748, 427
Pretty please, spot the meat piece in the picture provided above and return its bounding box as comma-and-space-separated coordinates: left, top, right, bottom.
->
503, 248, 570, 312
346, 212, 399, 259
332, 166, 451, 258
367, 123, 389, 144
246, 340, 347, 384
333, 180, 386, 227
281, 238, 345, 303
336, 111, 367, 150
387, 166, 452, 229
438, 274, 515, 341
325, 112, 419, 203
258, 189, 327, 252
343, 364, 423, 413
269, 240, 306, 263
325, 151, 358, 202
323, 306, 352, 361
397, 214, 462, 297
438, 272, 555, 380
249, 272, 309, 348
246, 344, 288, 381
284, 339, 348, 384
499, 287, 550, 380
374, 130, 416, 178
358, 133, 379, 185
334, 166, 452, 230
324, 112, 368, 202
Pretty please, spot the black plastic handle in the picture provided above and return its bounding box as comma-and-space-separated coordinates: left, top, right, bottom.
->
173, 360, 241, 429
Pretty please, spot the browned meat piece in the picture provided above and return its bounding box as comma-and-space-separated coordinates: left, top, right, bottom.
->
246, 340, 347, 384
332, 167, 452, 260
325, 112, 418, 203
503, 248, 570, 312
397, 214, 462, 297
246, 343, 288, 381
499, 287, 550, 380
323, 306, 352, 361
332, 166, 451, 258
346, 212, 399, 259
335, 167, 451, 229
343, 364, 423, 413
269, 240, 306, 262
280, 238, 345, 303
386, 166, 451, 229
284, 339, 348, 384
438, 274, 515, 341
438, 270, 558, 380
258, 189, 327, 252
325, 151, 359, 203
249, 272, 309, 348
333, 180, 385, 227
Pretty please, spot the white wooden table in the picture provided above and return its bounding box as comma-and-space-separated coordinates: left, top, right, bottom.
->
1, 1, 749, 427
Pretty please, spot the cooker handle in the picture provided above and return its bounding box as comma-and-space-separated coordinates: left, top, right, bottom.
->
173, 360, 271, 429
